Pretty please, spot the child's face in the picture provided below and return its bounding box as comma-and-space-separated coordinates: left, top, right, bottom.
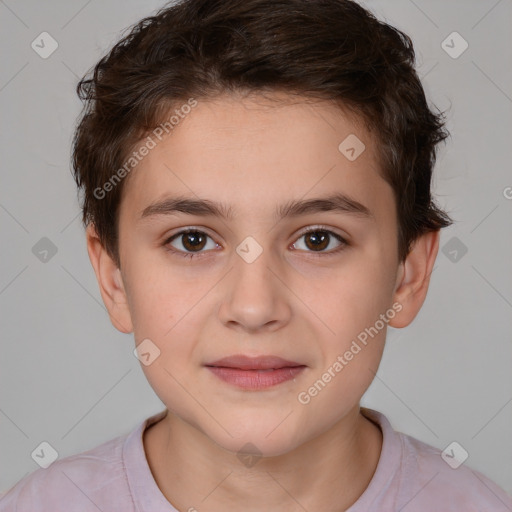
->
93, 93, 422, 456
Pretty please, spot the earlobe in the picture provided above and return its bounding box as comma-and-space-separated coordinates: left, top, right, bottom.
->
388, 230, 440, 329
86, 224, 134, 334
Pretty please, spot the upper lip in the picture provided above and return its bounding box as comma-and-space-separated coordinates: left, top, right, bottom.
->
205, 355, 305, 370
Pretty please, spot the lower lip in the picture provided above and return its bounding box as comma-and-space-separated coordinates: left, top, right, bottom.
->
206, 366, 306, 390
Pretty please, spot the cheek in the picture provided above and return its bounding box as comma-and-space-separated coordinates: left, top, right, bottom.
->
293, 330, 385, 447
295, 299, 388, 432
124, 256, 207, 396
140, 360, 201, 428
305, 253, 396, 344
135, 309, 201, 419
124, 254, 194, 337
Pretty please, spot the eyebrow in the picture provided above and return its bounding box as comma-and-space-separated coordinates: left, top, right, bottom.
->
140, 192, 373, 222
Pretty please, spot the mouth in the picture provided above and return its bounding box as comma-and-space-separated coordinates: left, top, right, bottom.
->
205, 354, 307, 390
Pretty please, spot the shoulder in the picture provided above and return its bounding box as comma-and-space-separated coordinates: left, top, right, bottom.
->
0, 431, 133, 512
396, 428, 512, 510
360, 408, 512, 511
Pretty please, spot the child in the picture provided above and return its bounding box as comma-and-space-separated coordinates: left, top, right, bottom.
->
1, 0, 511, 510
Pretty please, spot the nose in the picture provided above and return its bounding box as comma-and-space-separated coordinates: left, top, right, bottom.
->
217, 242, 292, 334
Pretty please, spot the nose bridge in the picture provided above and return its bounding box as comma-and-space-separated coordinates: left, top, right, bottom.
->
218, 233, 291, 331
232, 234, 278, 300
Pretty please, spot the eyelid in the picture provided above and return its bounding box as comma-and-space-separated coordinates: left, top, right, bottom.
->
294, 224, 348, 240
163, 226, 220, 254
162, 226, 220, 248
164, 225, 219, 243
291, 224, 349, 254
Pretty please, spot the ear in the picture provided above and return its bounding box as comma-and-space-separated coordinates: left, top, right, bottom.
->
86, 224, 133, 334
389, 230, 440, 329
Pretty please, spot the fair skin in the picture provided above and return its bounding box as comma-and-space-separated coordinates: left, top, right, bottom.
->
87, 92, 439, 511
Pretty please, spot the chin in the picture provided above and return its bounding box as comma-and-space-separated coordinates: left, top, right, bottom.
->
222, 436, 298, 460
207, 419, 303, 459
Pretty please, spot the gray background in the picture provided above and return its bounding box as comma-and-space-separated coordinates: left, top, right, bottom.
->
1, 0, 511, 497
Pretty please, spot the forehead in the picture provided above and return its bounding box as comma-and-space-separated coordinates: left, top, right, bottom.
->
119, 93, 392, 224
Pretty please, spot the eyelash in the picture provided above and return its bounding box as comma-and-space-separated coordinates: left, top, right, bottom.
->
163, 226, 349, 260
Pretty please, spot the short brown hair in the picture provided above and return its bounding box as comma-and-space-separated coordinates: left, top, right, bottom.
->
72, 0, 452, 266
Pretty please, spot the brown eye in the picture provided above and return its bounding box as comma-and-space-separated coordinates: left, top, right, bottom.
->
304, 231, 330, 251
292, 228, 347, 254
181, 231, 207, 251
166, 229, 217, 255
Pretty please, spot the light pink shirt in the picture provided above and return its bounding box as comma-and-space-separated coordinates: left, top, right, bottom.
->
1, 407, 511, 511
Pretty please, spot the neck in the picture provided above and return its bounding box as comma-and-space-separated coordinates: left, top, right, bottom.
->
144, 406, 383, 512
